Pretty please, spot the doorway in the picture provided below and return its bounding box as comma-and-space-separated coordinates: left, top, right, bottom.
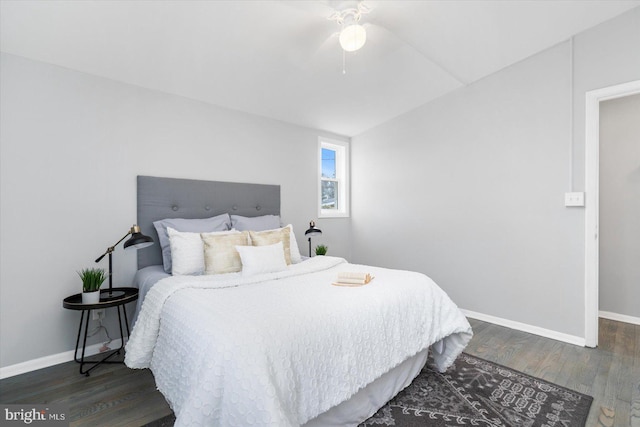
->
584, 79, 640, 347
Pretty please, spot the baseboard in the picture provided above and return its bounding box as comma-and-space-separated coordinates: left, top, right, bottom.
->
462, 309, 586, 347
0, 338, 123, 380
599, 310, 640, 326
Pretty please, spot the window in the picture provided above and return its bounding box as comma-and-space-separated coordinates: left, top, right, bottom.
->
318, 138, 349, 218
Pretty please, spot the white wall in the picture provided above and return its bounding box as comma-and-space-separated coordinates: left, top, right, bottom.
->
351, 8, 640, 340
599, 94, 640, 318
0, 53, 349, 369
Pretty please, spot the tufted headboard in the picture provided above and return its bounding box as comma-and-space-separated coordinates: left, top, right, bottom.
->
136, 175, 280, 269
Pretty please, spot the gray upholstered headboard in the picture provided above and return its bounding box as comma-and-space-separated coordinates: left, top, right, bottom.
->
137, 175, 280, 269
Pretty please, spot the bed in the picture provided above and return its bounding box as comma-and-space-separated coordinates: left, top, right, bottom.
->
125, 176, 473, 427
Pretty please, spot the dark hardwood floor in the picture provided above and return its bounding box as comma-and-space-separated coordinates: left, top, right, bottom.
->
465, 318, 640, 427
1, 318, 638, 426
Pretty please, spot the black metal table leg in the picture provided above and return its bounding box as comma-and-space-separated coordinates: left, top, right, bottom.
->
63, 287, 138, 376
123, 304, 131, 337
73, 307, 128, 376
73, 310, 86, 364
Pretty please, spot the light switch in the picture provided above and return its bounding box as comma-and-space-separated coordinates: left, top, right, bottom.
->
565, 192, 585, 207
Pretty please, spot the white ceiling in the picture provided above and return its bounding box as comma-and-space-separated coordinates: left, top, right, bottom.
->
1, 0, 638, 136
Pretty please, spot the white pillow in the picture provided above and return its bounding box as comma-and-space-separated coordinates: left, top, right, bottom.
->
236, 242, 287, 277
249, 227, 291, 264
285, 224, 303, 264
168, 228, 238, 276
154, 214, 231, 273
247, 225, 303, 264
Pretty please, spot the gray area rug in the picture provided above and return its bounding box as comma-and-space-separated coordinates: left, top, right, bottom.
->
360, 352, 592, 426
144, 353, 592, 427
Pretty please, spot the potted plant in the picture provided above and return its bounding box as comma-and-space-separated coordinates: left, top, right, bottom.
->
315, 244, 328, 256
78, 268, 107, 304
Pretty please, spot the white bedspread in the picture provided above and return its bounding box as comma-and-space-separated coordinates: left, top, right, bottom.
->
125, 256, 473, 427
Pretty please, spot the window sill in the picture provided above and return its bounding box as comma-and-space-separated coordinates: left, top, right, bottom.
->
319, 211, 350, 219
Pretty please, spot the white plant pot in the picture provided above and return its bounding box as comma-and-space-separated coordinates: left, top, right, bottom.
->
82, 290, 100, 304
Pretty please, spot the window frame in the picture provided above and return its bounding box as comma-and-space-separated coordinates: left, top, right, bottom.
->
318, 137, 350, 218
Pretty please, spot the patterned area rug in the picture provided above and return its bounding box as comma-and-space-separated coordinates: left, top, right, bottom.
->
144, 353, 592, 427
360, 352, 592, 427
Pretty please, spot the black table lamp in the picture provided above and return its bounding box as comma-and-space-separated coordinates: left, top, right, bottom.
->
95, 225, 154, 299
304, 220, 322, 257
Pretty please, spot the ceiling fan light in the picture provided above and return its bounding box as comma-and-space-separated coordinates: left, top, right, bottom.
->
339, 24, 366, 52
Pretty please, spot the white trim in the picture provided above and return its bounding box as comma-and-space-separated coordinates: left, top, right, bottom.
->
584, 80, 640, 348
599, 311, 640, 326
318, 137, 350, 218
0, 338, 123, 380
462, 309, 586, 347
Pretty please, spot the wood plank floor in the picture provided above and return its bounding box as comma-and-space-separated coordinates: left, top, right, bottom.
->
1, 317, 638, 426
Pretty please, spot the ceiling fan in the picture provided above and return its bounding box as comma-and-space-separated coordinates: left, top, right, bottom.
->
280, 0, 405, 74
328, 1, 371, 53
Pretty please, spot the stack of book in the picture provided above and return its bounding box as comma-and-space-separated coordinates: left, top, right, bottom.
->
332, 272, 374, 287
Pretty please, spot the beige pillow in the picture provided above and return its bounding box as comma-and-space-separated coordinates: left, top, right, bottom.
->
249, 227, 291, 265
202, 231, 250, 274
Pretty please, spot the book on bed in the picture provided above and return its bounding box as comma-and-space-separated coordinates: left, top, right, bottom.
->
332, 272, 374, 287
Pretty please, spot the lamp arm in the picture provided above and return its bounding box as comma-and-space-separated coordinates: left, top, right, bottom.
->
94, 231, 132, 263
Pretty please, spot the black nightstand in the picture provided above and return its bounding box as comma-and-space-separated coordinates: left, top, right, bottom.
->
63, 287, 138, 376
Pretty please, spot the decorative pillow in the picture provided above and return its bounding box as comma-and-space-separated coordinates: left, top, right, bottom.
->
230, 215, 281, 232
248, 227, 291, 265
202, 231, 250, 274
285, 224, 303, 264
153, 214, 231, 273
235, 242, 287, 277
168, 228, 238, 276
167, 227, 204, 276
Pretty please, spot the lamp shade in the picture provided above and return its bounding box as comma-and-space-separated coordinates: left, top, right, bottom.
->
305, 221, 322, 237
339, 24, 366, 52
305, 220, 322, 257
123, 225, 154, 250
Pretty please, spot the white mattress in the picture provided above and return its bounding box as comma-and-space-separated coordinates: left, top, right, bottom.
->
126, 256, 473, 426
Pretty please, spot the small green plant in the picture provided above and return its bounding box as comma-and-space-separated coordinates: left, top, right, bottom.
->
78, 268, 107, 292
315, 244, 328, 256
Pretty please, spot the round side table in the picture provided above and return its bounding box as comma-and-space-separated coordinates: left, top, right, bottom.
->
63, 287, 138, 376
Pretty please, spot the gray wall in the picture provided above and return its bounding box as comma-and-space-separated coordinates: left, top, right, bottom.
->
2, 7, 639, 371
351, 8, 640, 339
0, 53, 349, 368
599, 94, 640, 318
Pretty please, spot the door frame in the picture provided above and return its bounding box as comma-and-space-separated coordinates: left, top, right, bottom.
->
584, 79, 640, 347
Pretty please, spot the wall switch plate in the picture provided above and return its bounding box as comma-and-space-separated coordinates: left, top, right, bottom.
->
565, 192, 585, 207
92, 309, 105, 321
